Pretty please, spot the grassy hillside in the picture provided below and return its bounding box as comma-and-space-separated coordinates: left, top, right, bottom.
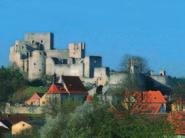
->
10, 86, 48, 103
23, 86, 48, 97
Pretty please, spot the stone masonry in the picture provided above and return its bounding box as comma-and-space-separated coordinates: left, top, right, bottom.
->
9, 32, 110, 82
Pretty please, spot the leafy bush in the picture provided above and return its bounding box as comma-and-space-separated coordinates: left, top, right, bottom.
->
40, 100, 174, 138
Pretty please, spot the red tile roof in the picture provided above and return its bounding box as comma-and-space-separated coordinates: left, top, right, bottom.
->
48, 83, 66, 94
48, 76, 87, 95
134, 91, 166, 103
25, 92, 44, 104
132, 103, 162, 114
132, 91, 166, 114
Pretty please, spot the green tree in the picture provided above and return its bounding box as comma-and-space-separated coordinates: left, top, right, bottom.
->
0, 67, 27, 102
121, 55, 149, 73
40, 100, 174, 138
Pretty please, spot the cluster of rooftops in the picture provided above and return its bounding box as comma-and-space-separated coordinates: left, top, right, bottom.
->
1, 75, 185, 135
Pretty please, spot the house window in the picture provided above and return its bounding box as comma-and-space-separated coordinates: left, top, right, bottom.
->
34, 63, 36, 66
41, 40, 43, 43
22, 124, 25, 127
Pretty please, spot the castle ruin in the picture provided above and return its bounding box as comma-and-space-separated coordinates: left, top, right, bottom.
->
9, 32, 109, 83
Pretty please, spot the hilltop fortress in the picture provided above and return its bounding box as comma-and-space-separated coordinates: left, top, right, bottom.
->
9, 32, 171, 93
9, 32, 109, 84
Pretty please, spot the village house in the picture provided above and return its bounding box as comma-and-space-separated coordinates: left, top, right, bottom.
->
12, 121, 32, 135
40, 75, 87, 106
25, 92, 44, 106
131, 91, 166, 114
0, 115, 32, 136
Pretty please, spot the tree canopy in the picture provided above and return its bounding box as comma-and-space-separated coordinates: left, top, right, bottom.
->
40, 99, 174, 138
121, 55, 149, 73
0, 66, 27, 102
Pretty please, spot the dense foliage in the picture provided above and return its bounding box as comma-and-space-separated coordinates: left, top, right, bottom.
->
121, 55, 149, 73
169, 77, 185, 98
0, 66, 27, 102
40, 100, 174, 138
10, 86, 47, 103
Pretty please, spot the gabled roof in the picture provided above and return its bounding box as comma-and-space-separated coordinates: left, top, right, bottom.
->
62, 76, 87, 94
48, 83, 60, 93
132, 91, 166, 114
48, 76, 87, 95
25, 92, 44, 104
36, 92, 44, 97
48, 83, 66, 94
29, 92, 44, 99
134, 90, 166, 103
0, 115, 28, 125
0, 120, 11, 130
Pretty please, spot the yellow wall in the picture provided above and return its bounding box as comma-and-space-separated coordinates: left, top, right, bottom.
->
12, 121, 32, 135
40, 93, 49, 106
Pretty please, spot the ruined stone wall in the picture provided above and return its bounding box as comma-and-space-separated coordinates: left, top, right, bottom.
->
94, 67, 110, 78
28, 50, 45, 80
25, 32, 53, 50
70, 63, 84, 76
45, 57, 55, 76
84, 56, 102, 78
109, 72, 128, 85
94, 67, 110, 86
54, 63, 84, 77
68, 42, 85, 58
9, 33, 107, 81
46, 49, 68, 59
9, 46, 17, 64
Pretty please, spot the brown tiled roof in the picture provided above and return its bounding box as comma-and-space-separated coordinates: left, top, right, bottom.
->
62, 76, 87, 94
0, 119, 12, 129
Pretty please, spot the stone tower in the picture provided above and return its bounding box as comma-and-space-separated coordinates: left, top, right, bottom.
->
28, 50, 46, 80
68, 42, 85, 58
9, 33, 109, 81
25, 32, 54, 50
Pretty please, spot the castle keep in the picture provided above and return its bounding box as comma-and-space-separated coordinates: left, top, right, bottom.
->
9, 32, 109, 82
